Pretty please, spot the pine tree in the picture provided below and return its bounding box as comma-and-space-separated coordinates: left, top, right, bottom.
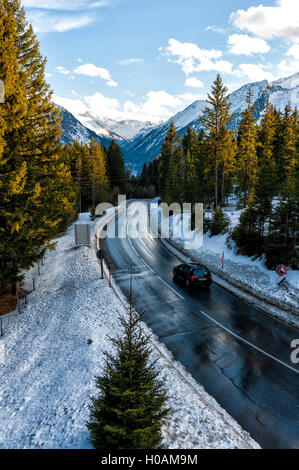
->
90, 138, 109, 211
106, 140, 128, 196
87, 279, 169, 449
201, 74, 233, 208
236, 88, 258, 207
0, 1, 76, 294
159, 122, 184, 204
209, 206, 230, 236
182, 127, 200, 205
263, 105, 299, 267
220, 129, 237, 206
254, 99, 277, 237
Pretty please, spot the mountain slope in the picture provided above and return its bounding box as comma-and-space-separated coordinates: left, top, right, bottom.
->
59, 106, 121, 148
124, 73, 299, 172
69, 110, 155, 141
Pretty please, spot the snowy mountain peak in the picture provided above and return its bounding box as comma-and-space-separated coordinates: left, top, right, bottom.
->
71, 111, 155, 141
124, 72, 299, 172
58, 72, 299, 173
166, 100, 207, 131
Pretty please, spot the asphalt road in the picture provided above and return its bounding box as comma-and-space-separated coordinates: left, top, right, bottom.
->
103, 202, 299, 449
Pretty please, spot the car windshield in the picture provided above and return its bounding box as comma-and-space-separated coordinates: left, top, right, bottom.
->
193, 268, 209, 277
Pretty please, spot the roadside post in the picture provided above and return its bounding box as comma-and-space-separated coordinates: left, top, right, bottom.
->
97, 249, 106, 280
276, 264, 288, 287
222, 251, 224, 269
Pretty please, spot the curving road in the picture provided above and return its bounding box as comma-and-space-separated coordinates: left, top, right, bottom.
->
102, 201, 299, 449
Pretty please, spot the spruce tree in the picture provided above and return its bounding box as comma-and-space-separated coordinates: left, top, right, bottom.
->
201, 74, 233, 208
90, 138, 109, 210
255, 100, 277, 237
209, 206, 230, 236
220, 129, 237, 206
159, 122, 184, 204
87, 279, 169, 449
106, 140, 127, 196
236, 88, 258, 207
0, 1, 76, 294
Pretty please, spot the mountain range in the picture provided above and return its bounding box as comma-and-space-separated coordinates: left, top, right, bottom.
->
58, 72, 299, 173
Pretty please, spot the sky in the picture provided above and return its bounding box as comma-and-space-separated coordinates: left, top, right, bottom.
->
22, 0, 299, 123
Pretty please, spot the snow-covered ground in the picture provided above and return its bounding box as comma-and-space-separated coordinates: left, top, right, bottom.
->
150, 200, 299, 327
0, 213, 258, 449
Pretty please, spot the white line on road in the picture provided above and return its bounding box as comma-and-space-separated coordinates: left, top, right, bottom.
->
200, 310, 299, 375
127, 212, 185, 299
129, 233, 184, 299
157, 276, 185, 300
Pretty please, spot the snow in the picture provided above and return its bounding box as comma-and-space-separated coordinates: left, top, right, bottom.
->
0, 212, 258, 449
149, 201, 299, 327
274, 72, 299, 90
73, 112, 155, 141
164, 100, 207, 130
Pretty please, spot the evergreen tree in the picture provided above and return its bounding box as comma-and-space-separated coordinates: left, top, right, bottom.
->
209, 206, 230, 236
106, 140, 128, 196
182, 127, 203, 205
201, 74, 233, 208
0, 1, 76, 294
255, 100, 277, 237
87, 279, 169, 449
219, 129, 237, 206
236, 88, 258, 206
159, 122, 184, 204
263, 105, 299, 268
90, 138, 109, 210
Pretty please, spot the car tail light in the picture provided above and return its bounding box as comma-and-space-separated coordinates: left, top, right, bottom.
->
190, 274, 195, 281
210, 275, 213, 280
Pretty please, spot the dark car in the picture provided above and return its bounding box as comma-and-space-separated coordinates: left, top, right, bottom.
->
173, 263, 212, 289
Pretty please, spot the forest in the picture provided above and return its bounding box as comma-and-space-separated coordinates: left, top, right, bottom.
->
139, 75, 299, 269
0, 1, 298, 301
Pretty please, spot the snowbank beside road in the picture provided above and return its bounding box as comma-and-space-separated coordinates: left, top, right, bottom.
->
0, 213, 258, 449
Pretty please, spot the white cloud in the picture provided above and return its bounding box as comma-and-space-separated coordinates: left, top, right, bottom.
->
106, 80, 118, 87
228, 34, 270, 56
22, 0, 113, 33
287, 44, 299, 60
54, 89, 200, 123
185, 77, 204, 88
53, 95, 89, 115
74, 63, 109, 79
162, 38, 234, 75
278, 59, 299, 76
117, 58, 145, 66
26, 11, 93, 33
205, 25, 226, 34
55, 66, 70, 75
22, 0, 113, 10
231, 0, 299, 42
74, 63, 118, 87
237, 63, 275, 82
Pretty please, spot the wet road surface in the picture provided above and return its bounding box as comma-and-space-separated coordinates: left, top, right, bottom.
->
103, 202, 299, 449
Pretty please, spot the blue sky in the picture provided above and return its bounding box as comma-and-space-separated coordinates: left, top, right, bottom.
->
22, 0, 299, 122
